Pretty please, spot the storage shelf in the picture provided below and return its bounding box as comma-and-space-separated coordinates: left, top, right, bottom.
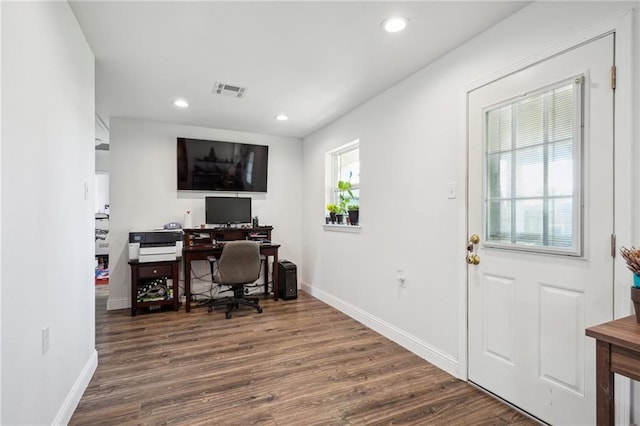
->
129, 259, 180, 316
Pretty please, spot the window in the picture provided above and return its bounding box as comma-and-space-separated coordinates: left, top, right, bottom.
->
325, 140, 359, 225
483, 77, 583, 255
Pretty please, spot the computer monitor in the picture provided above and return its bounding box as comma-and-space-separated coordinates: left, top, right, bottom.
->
205, 197, 252, 225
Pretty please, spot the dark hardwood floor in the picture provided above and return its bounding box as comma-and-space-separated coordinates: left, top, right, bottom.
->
70, 288, 538, 425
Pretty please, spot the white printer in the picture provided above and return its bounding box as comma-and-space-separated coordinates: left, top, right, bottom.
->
129, 229, 183, 263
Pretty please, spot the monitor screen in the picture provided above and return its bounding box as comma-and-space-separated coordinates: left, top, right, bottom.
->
177, 137, 268, 192
205, 197, 252, 225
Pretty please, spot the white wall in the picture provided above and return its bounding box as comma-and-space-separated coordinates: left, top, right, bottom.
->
302, 0, 638, 381
629, 3, 640, 423
95, 173, 109, 214
95, 149, 109, 173
108, 118, 303, 310
1, 2, 96, 424
0, 3, 4, 422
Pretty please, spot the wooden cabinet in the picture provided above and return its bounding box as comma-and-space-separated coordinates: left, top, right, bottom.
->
129, 259, 180, 316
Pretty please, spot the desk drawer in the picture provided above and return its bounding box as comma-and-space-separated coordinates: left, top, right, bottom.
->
138, 265, 172, 279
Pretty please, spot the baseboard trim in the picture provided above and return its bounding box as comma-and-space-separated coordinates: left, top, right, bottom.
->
52, 349, 97, 425
300, 282, 461, 378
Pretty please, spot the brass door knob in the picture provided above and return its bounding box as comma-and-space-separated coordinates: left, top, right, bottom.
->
467, 234, 480, 265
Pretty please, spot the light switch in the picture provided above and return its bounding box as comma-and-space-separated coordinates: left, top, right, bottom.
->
448, 182, 457, 199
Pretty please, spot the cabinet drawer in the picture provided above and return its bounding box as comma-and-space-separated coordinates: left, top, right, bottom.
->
138, 265, 172, 279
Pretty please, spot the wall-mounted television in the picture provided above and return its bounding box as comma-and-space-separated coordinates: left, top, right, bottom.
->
177, 137, 268, 192
205, 196, 252, 225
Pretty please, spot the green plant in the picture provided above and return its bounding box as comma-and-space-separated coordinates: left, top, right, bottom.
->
326, 203, 340, 214
347, 204, 359, 211
337, 175, 354, 214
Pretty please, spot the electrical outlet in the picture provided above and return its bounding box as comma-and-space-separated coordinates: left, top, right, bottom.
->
42, 326, 50, 354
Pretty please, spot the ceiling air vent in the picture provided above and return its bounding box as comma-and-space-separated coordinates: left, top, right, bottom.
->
212, 82, 247, 98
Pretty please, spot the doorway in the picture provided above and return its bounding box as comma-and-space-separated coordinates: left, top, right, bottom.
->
95, 172, 110, 286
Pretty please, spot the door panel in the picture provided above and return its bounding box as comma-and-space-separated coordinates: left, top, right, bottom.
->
468, 34, 614, 425
482, 274, 515, 365
538, 283, 584, 393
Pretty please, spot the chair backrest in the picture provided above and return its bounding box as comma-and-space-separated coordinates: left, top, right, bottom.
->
217, 240, 261, 285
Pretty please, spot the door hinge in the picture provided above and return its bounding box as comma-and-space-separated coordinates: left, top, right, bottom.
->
611, 234, 617, 257
611, 65, 616, 90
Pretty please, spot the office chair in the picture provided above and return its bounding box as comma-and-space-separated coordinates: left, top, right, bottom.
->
207, 240, 263, 319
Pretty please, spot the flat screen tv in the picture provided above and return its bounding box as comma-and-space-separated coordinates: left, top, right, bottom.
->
205, 196, 252, 225
177, 137, 268, 192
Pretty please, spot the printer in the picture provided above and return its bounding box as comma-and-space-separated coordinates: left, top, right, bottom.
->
129, 229, 183, 263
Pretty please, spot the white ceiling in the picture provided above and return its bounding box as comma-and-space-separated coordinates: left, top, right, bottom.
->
69, 1, 530, 140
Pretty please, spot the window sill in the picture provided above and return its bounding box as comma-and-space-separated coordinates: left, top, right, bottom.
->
323, 224, 361, 233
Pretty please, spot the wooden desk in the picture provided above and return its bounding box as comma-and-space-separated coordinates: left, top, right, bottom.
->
585, 315, 640, 425
183, 243, 280, 312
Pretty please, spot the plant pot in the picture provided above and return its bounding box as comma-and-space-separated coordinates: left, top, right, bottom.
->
348, 210, 359, 226
329, 212, 336, 224
336, 214, 344, 224
631, 286, 640, 323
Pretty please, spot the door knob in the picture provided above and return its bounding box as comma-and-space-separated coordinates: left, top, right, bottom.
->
466, 254, 481, 264
466, 234, 480, 265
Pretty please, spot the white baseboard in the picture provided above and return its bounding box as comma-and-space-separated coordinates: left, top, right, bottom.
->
52, 349, 98, 425
107, 296, 130, 311
300, 282, 461, 378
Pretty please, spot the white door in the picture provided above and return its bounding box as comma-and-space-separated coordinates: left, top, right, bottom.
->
467, 34, 614, 425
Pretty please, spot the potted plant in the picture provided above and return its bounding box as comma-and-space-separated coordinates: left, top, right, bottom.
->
620, 246, 640, 322
347, 204, 359, 226
337, 179, 354, 215
326, 203, 339, 224
326, 173, 356, 225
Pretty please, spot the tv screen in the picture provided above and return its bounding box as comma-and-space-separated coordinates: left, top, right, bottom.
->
177, 137, 268, 192
205, 197, 252, 225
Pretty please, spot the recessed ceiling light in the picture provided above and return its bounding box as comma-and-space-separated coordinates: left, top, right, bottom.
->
275, 114, 288, 121
173, 99, 189, 108
382, 17, 409, 33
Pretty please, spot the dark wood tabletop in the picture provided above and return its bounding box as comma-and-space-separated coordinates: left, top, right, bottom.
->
586, 315, 640, 352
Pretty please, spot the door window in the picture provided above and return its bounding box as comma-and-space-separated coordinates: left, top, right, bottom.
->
483, 77, 583, 255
